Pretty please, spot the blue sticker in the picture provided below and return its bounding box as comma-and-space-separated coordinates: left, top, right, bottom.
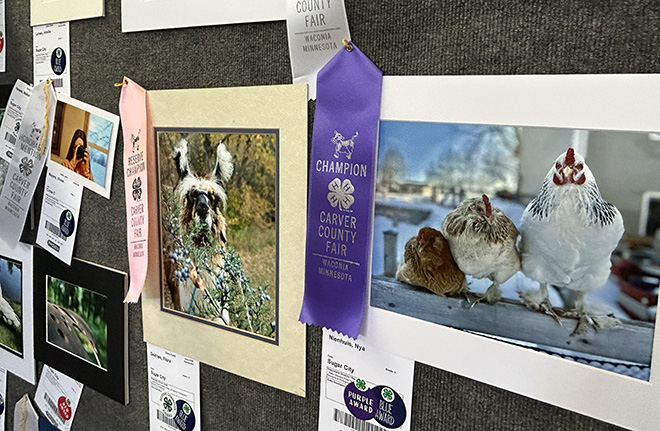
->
51, 47, 66, 76
0, 392, 4, 416
173, 399, 196, 431
372, 385, 407, 429
59, 209, 75, 237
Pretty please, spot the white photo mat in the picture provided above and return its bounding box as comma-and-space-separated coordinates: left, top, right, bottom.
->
121, 0, 285, 33
47, 93, 119, 199
0, 239, 34, 385
362, 74, 660, 431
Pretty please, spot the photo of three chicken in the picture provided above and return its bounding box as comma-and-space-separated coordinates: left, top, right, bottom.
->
373, 121, 654, 379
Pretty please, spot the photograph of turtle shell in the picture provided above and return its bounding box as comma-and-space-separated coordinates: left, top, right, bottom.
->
34, 248, 128, 404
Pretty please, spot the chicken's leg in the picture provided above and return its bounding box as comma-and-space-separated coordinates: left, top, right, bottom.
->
519, 283, 561, 323
471, 281, 502, 307
561, 291, 622, 336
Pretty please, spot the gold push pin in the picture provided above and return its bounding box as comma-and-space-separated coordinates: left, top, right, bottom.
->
342, 39, 353, 52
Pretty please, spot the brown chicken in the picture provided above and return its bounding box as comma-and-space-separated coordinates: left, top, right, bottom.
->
395, 227, 467, 296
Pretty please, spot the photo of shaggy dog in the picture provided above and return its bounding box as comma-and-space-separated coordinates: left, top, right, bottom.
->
158, 130, 278, 339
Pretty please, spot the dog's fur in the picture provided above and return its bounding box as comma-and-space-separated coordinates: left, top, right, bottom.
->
174, 138, 234, 246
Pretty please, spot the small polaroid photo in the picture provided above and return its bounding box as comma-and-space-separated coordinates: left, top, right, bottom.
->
47, 93, 119, 199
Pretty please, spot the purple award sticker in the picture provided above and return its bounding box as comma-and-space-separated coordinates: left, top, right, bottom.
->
343, 379, 376, 421
372, 385, 407, 429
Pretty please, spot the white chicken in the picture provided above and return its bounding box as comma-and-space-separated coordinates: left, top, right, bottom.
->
441, 194, 521, 305
519, 147, 624, 335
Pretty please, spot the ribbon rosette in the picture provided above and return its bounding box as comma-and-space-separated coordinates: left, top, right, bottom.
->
327, 178, 355, 211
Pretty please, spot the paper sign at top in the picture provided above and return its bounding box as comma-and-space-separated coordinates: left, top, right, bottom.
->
31, 0, 104, 26
286, 0, 350, 99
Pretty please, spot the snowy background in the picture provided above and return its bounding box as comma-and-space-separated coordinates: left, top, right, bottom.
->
87, 113, 113, 187
372, 120, 628, 319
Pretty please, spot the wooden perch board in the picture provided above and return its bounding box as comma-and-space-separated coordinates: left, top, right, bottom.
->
371, 275, 655, 365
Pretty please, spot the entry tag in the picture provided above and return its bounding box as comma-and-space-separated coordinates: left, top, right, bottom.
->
34, 365, 83, 431
36, 169, 83, 265
286, 0, 350, 99
0, 80, 32, 185
148, 343, 201, 431
318, 329, 414, 431
33, 23, 70, 96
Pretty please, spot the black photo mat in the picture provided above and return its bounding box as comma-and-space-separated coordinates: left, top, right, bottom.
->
33, 247, 128, 404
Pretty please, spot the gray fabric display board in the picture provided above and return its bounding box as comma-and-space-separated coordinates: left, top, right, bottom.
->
3, 0, 658, 429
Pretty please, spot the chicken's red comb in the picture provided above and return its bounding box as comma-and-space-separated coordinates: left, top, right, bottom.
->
565, 148, 575, 166
482, 194, 492, 217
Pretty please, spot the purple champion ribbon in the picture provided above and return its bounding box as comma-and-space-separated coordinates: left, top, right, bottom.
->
299, 43, 383, 338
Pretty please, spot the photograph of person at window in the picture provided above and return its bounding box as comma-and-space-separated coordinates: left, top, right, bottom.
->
62, 129, 94, 181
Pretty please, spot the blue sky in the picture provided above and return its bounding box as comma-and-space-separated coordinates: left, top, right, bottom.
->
378, 121, 481, 182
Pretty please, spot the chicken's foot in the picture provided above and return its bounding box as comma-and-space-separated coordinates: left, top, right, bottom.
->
559, 294, 622, 336
471, 282, 502, 307
518, 283, 561, 323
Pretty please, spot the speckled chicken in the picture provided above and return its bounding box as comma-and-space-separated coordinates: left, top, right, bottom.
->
519, 148, 624, 334
441, 194, 520, 305
395, 227, 467, 297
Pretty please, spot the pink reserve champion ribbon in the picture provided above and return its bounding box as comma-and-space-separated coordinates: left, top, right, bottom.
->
119, 77, 148, 303
299, 42, 383, 338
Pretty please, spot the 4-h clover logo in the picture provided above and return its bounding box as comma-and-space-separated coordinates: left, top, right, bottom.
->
381, 387, 394, 402
162, 395, 173, 413
182, 402, 191, 415
355, 378, 367, 391
132, 177, 142, 201
19, 157, 33, 177
327, 178, 355, 212
14, 121, 20, 133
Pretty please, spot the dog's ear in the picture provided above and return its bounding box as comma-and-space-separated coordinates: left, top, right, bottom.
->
173, 139, 191, 180
212, 140, 234, 187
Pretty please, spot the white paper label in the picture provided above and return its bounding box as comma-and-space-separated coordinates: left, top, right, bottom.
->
33, 23, 70, 96
319, 329, 414, 431
36, 169, 83, 265
148, 343, 201, 431
0, 80, 32, 185
0, 367, 6, 431
286, 0, 350, 100
0, 0, 6, 73
34, 365, 83, 431
0, 81, 56, 246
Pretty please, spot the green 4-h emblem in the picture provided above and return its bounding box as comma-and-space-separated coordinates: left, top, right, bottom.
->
182, 402, 191, 415
162, 396, 173, 412
381, 387, 394, 402
355, 378, 367, 391
55, 48, 63, 58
